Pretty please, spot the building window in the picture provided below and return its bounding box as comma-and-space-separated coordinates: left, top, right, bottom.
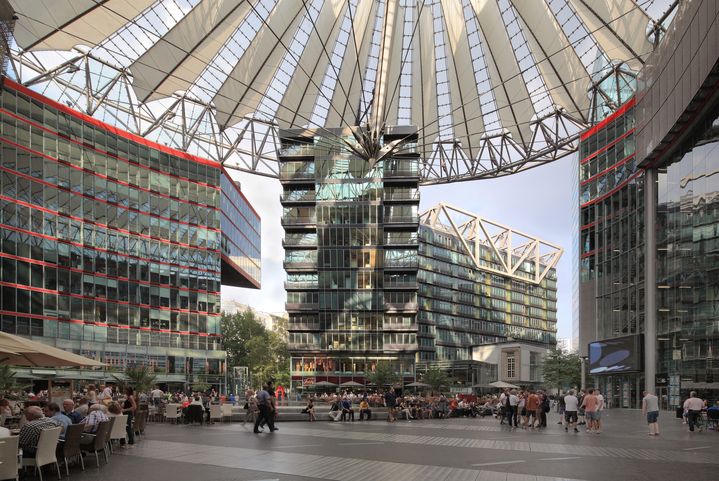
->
506, 353, 515, 379
530, 351, 541, 382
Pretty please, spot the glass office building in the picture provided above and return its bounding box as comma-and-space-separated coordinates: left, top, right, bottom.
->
418, 210, 559, 386
281, 127, 420, 389
0, 78, 260, 388
577, 100, 646, 407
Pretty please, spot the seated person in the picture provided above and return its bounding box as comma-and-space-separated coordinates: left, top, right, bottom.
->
44, 402, 71, 437
358, 398, 372, 421
106, 402, 122, 416
18, 406, 61, 457
80, 404, 109, 434
399, 401, 413, 420
328, 400, 342, 422
302, 399, 316, 422
75, 398, 90, 418
62, 399, 84, 423
341, 397, 355, 422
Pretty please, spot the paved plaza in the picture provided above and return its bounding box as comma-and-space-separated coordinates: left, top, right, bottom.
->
66, 410, 716, 481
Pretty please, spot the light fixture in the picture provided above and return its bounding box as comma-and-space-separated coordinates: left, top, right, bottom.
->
658, 308, 670, 312
658, 285, 671, 289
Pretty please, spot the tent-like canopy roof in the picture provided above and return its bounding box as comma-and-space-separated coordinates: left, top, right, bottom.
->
4, 0, 677, 184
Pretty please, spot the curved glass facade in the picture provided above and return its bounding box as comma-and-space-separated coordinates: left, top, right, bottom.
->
0, 79, 260, 387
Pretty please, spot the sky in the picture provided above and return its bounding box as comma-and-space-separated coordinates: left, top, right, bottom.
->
223, 153, 577, 342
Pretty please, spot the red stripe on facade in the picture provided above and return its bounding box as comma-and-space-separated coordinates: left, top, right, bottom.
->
0, 222, 219, 274
2, 78, 221, 169
580, 97, 636, 141
580, 153, 636, 186
0, 252, 220, 295
221, 166, 261, 220
0, 280, 220, 316
0, 163, 219, 233
0, 193, 219, 253
221, 253, 261, 289
0, 310, 222, 337
580, 171, 643, 207
580, 128, 635, 164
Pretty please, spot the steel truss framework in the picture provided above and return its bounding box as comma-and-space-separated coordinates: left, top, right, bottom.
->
420, 203, 563, 284
2, 0, 678, 185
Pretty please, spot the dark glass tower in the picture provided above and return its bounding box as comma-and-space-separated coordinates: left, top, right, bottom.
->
281, 127, 420, 390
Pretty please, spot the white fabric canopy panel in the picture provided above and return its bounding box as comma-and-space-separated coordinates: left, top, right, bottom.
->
5, 0, 677, 184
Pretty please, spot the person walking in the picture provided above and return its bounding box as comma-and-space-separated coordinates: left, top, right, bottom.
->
594, 389, 605, 433
683, 391, 704, 432
642, 391, 660, 436
253, 384, 276, 433
384, 389, 397, 422
506, 390, 519, 428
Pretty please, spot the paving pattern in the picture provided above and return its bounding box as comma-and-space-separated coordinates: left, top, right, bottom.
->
65, 410, 717, 481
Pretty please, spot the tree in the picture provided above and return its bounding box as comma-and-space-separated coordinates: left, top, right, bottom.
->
421, 367, 450, 395
365, 361, 400, 389
541, 347, 581, 394
117, 365, 157, 395
220, 309, 290, 390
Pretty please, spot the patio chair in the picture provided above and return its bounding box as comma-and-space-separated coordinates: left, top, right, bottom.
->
165, 404, 180, 424
81, 420, 112, 467
0, 435, 19, 481
209, 404, 222, 424
60, 423, 85, 476
108, 414, 128, 451
21, 426, 62, 481
221, 404, 233, 422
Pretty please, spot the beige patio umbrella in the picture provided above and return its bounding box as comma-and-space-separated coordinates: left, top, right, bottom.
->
0, 332, 104, 367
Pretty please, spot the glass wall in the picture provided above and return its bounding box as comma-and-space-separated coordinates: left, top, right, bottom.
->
0, 81, 234, 381
656, 109, 719, 405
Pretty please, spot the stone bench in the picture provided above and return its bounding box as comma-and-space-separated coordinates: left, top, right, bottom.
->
225, 404, 390, 422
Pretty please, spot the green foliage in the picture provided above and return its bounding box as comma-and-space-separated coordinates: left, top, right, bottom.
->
541, 347, 581, 393
117, 365, 157, 394
191, 380, 211, 392
221, 309, 289, 390
365, 361, 400, 389
421, 367, 450, 395
0, 365, 21, 396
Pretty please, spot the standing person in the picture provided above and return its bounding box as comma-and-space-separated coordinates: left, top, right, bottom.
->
384, 389, 397, 422
499, 389, 509, 425
564, 390, 580, 433
122, 387, 137, 446
150, 386, 164, 407
683, 391, 704, 432
594, 389, 605, 433
86, 384, 98, 405
642, 391, 660, 436
557, 392, 566, 425
538, 391, 549, 428
526, 391, 539, 428
506, 390, 519, 428
253, 384, 276, 433
577, 390, 586, 426
580, 388, 599, 433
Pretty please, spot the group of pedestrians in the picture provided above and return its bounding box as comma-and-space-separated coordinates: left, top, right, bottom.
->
498, 389, 550, 429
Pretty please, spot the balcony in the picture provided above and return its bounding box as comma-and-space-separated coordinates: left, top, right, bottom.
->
384, 215, 419, 226
384, 168, 420, 180
284, 281, 319, 290
383, 190, 420, 202
281, 216, 316, 227
283, 260, 317, 271
278, 144, 314, 157
385, 302, 418, 312
285, 302, 319, 311
280, 192, 315, 203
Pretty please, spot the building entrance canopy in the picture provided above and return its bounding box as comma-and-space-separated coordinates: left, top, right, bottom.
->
4, 0, 676, 184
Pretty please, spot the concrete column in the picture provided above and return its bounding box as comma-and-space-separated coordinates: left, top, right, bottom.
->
644, 168, 657, 394
580, 357, 586, 390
